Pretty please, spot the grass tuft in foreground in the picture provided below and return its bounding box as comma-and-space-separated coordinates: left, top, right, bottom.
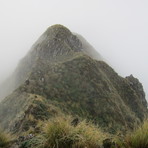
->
43, 116, 108, 148
0, 130, 10, 147
116, 119, 148, 148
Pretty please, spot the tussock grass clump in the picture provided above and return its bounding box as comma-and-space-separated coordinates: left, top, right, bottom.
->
117, 120, 148, 148
0, 130, 10, 147
44, 116, 108, 148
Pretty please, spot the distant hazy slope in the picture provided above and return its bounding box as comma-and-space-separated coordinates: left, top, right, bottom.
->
74, 33, 103, 60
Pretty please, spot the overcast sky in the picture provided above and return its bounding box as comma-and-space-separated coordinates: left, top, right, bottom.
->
0, 0, 148, 99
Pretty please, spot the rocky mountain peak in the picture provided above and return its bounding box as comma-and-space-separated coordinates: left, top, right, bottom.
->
0, 24, 101, 99
29, 24, 82, 60
45, 24, 72, 39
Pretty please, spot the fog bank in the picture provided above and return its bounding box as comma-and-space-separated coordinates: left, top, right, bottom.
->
0, 0, 147, 99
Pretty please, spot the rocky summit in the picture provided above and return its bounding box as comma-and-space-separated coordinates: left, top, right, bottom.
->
0, 24, 147, 138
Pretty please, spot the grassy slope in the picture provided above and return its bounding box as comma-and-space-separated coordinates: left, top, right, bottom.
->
27, 54, 144, 131
1, 52, 147, 135
0, 92, 62, 135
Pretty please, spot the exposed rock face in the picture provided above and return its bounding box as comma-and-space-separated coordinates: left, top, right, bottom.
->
0, 24, 147, 135
126, 75, 147, 118
126, 74, 146, 108
30, 25, 82, 59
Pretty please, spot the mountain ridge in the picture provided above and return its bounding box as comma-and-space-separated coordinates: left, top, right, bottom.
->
0, 24, 147, 136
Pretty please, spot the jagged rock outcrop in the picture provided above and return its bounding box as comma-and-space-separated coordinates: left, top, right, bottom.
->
0, 24, 147, 135
126, 74, 147, 108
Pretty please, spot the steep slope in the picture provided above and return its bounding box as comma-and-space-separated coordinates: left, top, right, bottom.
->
0, 24, 147, 135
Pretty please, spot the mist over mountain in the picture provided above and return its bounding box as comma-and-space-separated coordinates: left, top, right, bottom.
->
0, 1, 148, 102
0, 0, 148, 147
0, 25, 102, 100
0, 25, 147, 141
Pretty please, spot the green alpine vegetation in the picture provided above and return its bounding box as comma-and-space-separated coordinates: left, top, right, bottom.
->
115, 119, 148, 148
43, 116, 108, 148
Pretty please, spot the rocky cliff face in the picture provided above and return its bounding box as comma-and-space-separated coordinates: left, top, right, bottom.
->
0, 24, 147, 135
